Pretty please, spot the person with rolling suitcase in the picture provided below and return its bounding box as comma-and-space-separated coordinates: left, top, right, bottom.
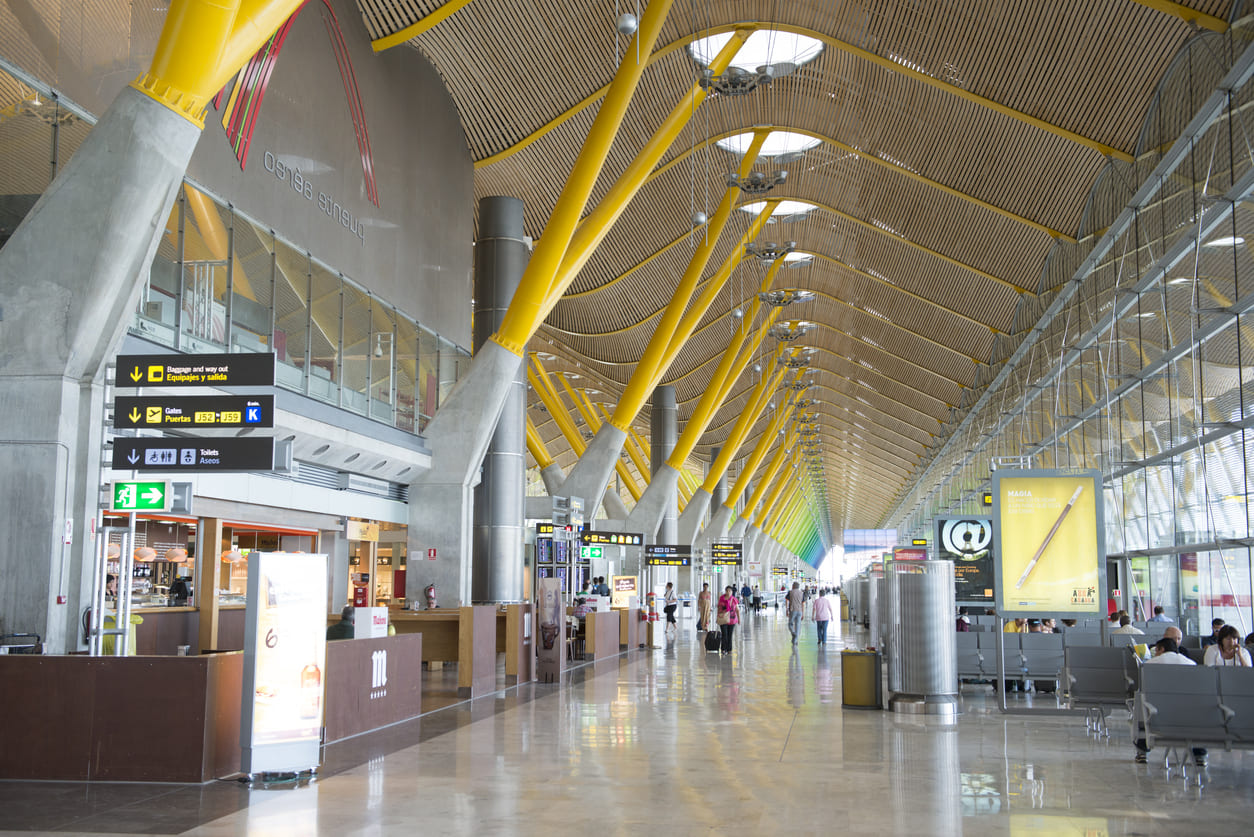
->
717, 586, 740, 656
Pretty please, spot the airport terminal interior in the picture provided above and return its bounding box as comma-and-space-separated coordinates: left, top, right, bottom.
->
4, 0, 1254, 834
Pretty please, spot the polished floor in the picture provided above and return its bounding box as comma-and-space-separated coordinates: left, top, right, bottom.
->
4, 607, 1254, 836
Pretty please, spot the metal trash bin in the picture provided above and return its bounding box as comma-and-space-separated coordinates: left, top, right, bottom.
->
841, 650, 882, 709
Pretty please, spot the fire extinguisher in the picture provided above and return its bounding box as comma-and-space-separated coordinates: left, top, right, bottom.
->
424, 584, 437, 610
646, 592, 658, 622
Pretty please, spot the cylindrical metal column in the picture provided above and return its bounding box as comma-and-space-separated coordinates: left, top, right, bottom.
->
472, 196, 527, 603
887, 559, 958, 717
651, 385, 677, 544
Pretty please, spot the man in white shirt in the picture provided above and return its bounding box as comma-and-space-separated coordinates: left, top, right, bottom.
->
786, 583, 805, 645
1111, 614, 1144, 635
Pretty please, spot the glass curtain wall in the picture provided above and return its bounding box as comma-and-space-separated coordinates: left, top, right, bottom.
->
885, 25, 1254, 640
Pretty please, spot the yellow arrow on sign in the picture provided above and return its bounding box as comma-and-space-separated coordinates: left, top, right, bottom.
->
129, 408, 141, 423
130, 367, 143, 382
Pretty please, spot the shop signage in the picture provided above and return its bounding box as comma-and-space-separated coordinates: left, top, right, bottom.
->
536, 576, 564, 682
611, 575, 638, 608
347, 520, 380, 541
111, 437, 276, 471
937, 518, 994, 604
992, 469, 1105, 618
113, 395, 274, 429
645, 544, 691, 567
579, 546, 604, 560
240, 552, 328, 774
710, 542, 742, 566
581, 530, 643, 546
894, 547, 928, 561
108, 480, 173, 513
115, 352, 275, 388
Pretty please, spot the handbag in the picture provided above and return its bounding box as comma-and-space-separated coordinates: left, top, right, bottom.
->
717, 608, 731, 626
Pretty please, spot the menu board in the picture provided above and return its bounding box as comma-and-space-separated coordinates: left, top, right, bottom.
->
993, 470, 1105, 617
611, 575, 638, 608
936, 518, 994, 603
645, 545, 690, 566
240, 552, 328, 774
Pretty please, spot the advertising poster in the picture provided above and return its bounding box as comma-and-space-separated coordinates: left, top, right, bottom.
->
993, 470, 1104, 617
536, 576, 565, 682
611, 575, 638, 608
240, 552, 328, 773
893, 547, 928, 561
936, 518, 994, 604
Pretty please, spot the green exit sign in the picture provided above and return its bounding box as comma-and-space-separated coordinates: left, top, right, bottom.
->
580, 546, 603, 560
110, 480, 173, 513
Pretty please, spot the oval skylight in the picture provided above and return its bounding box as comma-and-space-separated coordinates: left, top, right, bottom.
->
739, 200, 817, 218
717, 130, 822, 158
691, 30, 824, 72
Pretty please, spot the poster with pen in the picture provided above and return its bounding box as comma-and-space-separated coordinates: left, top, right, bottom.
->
993, 470, 1105, 617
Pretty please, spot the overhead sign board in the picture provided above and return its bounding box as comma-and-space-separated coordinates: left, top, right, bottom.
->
116, 352, 275, 388
912, 538, 928, 546
109, 480, 173, 513
710, 542, 743, 566
581, 530, 643, 546
535, 522, 554, 535
579, 546, 604, 560
112, 437, 276, 471
771, 567, 788, 576
645, 544, 691, 567
992, 469, 1105, 618
114, 395, 274, 429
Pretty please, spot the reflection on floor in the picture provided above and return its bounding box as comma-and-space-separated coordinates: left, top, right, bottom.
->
3, 608, 1254, 836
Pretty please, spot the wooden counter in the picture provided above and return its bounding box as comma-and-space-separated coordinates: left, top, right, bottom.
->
324, 634, 422, 744
379, 609, 461, 662
586, 610, 621, 663
126, 605, 246, 655
0, 653, 242, 782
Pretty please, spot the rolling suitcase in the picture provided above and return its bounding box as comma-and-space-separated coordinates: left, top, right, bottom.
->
705, 628, 722, 652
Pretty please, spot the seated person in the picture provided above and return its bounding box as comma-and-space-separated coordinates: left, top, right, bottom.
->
168, 576, 192, 606
326, 605, 354, 640
1201, 618, 1225, 648
1135, 637, 1206, 766
1203, 624, 1252, 667
1026, 619, 1043, 633
1041, 618, 1058, 634
1004, 618, 1027, 633
571, 597, 590, 619
956, 613, 971, 632
1148, 605, 1173, 623
1111, 614, 1144, 635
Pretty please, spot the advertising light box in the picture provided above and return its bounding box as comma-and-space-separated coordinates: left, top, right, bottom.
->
936, 518, 995, 604
993, 470, 1105, 618
240, 552, 328, 774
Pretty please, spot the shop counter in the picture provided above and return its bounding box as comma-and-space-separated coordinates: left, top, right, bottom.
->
0, 652, 242, 782
617, 607, 642, 650
586, 610, 621, 664
324, 634, 422, 743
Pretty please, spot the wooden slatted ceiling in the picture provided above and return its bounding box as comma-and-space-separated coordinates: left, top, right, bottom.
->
352, 0, 1235, 529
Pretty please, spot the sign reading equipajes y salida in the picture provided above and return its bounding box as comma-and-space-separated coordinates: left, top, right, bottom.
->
115, 353, 275, 388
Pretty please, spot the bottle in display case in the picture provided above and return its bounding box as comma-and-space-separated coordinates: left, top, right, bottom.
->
299, 663, 322, 719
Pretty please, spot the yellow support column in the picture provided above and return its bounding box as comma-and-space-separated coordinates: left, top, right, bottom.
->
525, 416, 554, 470
491, 0, 675, 356
608, 130, 769, 432
561, 379, 643, 501
722, 387, 803, 513
753, 455, 798, 530
743, 433, 799, 521
701, 353, 797, 493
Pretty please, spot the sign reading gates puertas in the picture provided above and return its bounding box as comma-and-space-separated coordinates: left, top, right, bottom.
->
240, 552, 328, 774
993, 470, 1105, 618
936, 518, 995, 604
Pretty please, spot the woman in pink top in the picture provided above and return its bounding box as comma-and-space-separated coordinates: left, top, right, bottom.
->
717, 586, 740, 656
812, 592, 834, 644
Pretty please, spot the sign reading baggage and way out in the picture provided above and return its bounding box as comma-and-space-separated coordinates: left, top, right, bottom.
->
116, 352, 275, 387
113, 395, 274, 429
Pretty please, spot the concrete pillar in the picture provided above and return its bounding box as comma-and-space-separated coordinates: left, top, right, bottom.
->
709, 446, 727, 510
0, 87, 201, 653
649, 385, 677, 544
322, 529, 351, 611
472, 197, 527, 603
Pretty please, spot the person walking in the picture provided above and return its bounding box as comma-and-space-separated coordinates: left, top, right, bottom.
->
663, 582, 678, 634
697, 583, 712, 631
786, 582, 805, 645
717, 585, 740, 655
812, 589, 834, 645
